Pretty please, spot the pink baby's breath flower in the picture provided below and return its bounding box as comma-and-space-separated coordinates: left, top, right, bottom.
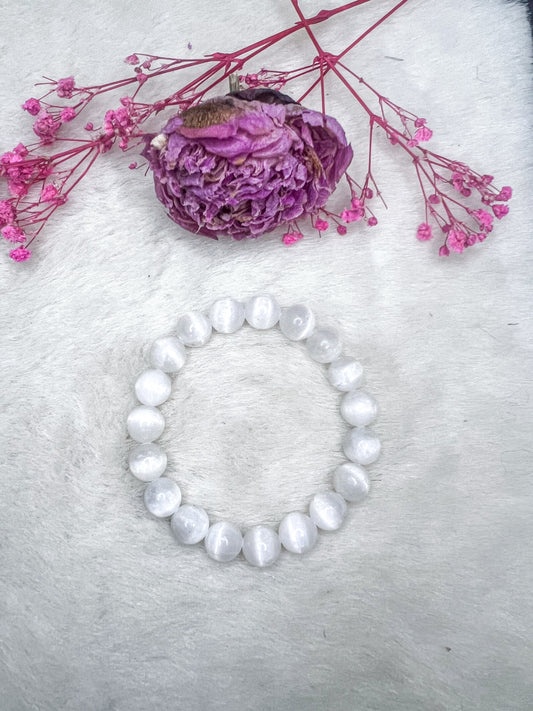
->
0, 200, 15, 226
498, 186, 512, 201
414, 118, 427, 127
56, 76, 75, 98
414, 126, 433, 142
367, 216, 378, 226
416, 222, 432, 241
33, 110, 59, 143
40, 184, 59, 202
314, 218, 329, 231
447, 229, 467, 253
1, 224, 26, 243
492, 203, 509, 219
8, 181, 28, 198
282, 231, 304, 245
351, 196, 361, 209
22, 98, 41, 116
84, 122, 94, 131
451, 172, 464, 191
60, 107, 76, 122
472, 208, 493, 230
9, 246, 31, 262
407, 138, 418, 148
337, 225, 347, 235
363, 187, 373, 199
341, 208, 364, 223
439, 244, 450, 257
428, 193, 440, 204
125, 54, 140, 65
477, 232, 487, 242
13, 143, 28, 157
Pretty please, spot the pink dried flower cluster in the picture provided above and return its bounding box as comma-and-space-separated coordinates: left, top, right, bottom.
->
0, 0, 512, 261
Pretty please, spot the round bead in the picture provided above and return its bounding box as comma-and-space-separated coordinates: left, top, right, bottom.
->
327, 356, 364, 391
306, 328, 342, 363
245, 294, 281, 329
343, 428, 381, 465
209, 298, 245, 334
340, 390, 378, 427
309, 491, 347, 531
176, 311, 212, 347
134, 368, 172, 407
150, 336, 186, 373
204, 521, 243, 562
278, 512, 318, 554
144, 477, 181, 518
242, 526, 281, 567
279, 304, 316, 341
171, 505, 210, 545
333, 462, 370, 503
128, 442, 167, 482
127, 405, 165, 443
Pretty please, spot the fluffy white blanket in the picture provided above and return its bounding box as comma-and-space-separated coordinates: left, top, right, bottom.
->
1, 1, 531, 709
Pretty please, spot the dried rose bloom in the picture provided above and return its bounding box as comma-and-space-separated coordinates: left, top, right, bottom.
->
141, 88, 353, 240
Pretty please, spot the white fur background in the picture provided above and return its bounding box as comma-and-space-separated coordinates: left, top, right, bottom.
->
1, 1, 532, 709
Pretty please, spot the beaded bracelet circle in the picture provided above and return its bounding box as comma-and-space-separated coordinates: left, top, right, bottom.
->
126, 295, 381, 567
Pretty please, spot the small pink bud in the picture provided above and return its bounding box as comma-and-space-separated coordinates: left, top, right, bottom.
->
416, 223, 433, 241
367, 216, 378, 226
414, 118, 427, 128
282, 231, 304, 245
439, 245, 450, 257
22, 98, 41, 116
492, 203, 509, 219
84, 122, 94, 131
56, 76, 75, 98
498, 186, 512, 201
414, 126, 433, 142
125, 54, 140, 65
428, 194, 440, 204
60, 107, 76, 123
336, 225, 347, 236
9, 246, 32, 262
314, 219, 329, 231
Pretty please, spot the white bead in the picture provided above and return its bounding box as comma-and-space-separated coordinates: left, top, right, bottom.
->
134, 368, 172, 407
279, 304, 316, 341
144, 477, 182, 518
340, 390, 378, 427
245, 294, 281, 329
278, 512, 318, 554
306, 328, 342, 363
176, 311, 212, 347
333, 462, 370, 503
327, 356, 364, 391
209, 298, 245, 333
242, 526, 281, 567
150, 336, 186, 373
309, 491, 347, 531
204, 521, 243, 562
128, 442, 167, 482
127, 405, 165, 443
171, 505, 209, 545
343, 428, 381, 465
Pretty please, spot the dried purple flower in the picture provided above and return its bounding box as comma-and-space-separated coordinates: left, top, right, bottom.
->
141, 89, 353, 240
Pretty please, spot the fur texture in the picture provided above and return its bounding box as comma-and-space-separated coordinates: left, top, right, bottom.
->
0, 1, 532, 709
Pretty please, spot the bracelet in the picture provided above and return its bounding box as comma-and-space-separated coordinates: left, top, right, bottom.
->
126, 295, 381, 567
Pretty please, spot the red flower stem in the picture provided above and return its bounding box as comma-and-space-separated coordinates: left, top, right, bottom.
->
297, 0, 410, 103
